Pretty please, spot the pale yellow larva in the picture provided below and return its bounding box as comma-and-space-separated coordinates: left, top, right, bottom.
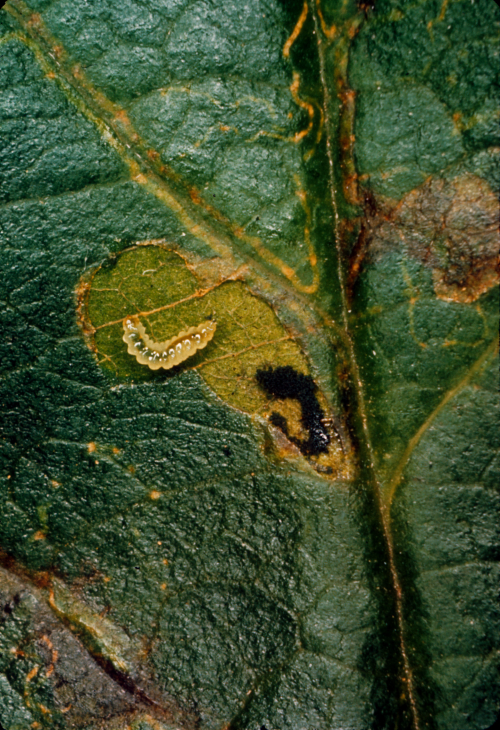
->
122, 316, 216, 370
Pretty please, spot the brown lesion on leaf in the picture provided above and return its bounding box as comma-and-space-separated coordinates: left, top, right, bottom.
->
349, 174, 499, 304
416, 175, 499, 303
0, 562, 199, 729
346, 188, 387, 296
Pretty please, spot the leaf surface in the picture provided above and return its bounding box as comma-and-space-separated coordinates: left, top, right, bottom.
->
0, 0, 498, 729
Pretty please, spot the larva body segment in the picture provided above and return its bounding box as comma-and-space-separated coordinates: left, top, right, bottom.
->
122, 316, 216, 370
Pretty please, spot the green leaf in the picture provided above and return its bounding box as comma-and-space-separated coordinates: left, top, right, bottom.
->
0, 0, 498, 729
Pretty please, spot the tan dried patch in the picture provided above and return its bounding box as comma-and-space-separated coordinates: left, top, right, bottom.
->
353, 175, 499, 303
394, 174, 499, 303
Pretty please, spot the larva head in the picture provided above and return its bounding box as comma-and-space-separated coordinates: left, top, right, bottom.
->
199, 320, 217, 340
124, 315, 140, 333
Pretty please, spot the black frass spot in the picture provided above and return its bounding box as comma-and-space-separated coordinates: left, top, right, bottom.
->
256, 366, 330, 456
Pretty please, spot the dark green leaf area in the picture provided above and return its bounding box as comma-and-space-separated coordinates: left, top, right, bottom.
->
350, 0, 500, 197
147, 475, 376, 730
21, 0, 329, 292
351, 250, 498, 481
0, 7, 17, 34
0, 39, 127, 204
0, 349, 377, 727
353, 85, 463, 198
392, 356, 500, 730
0, 370, 259, 567
354, 0, 499, 117
128, 80, 310, 268
5, 181, 210, 258
39, 0, 286, 102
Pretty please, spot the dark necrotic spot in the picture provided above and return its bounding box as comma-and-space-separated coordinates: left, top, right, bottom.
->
256, 366, 330, 456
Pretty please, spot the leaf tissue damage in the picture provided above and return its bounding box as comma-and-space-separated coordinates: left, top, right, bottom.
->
256, 366, 331, 457
80, 244, 352, 480
350, 173, 499, 302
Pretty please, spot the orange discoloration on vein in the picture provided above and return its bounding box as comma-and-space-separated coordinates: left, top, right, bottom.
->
314, 99, 325, 145
189, 188, 204, 205
283, 1, 308, 58
6, 0, 321, 298
294, 175, 320, 276
133, 174, 234, 260
311, 2, 421, 726
40, 635, 58, 678
335, 38, 361, 206
401, 266, 428, 350
27, 11, 41, 28
41, 635, 53, 650
290, 72, 315, 143
437, 0, 450, 22
235, 228, 318, 293
26, 666, 39, 682
94, 270, 245, 331
316, 0, 338, 40
385, 337, 499, 507
428, 0, 449, 35
338, 87, 358, 204
113, 108, 130, 125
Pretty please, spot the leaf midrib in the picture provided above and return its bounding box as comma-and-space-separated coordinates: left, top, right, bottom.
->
309, 2, 426, 728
